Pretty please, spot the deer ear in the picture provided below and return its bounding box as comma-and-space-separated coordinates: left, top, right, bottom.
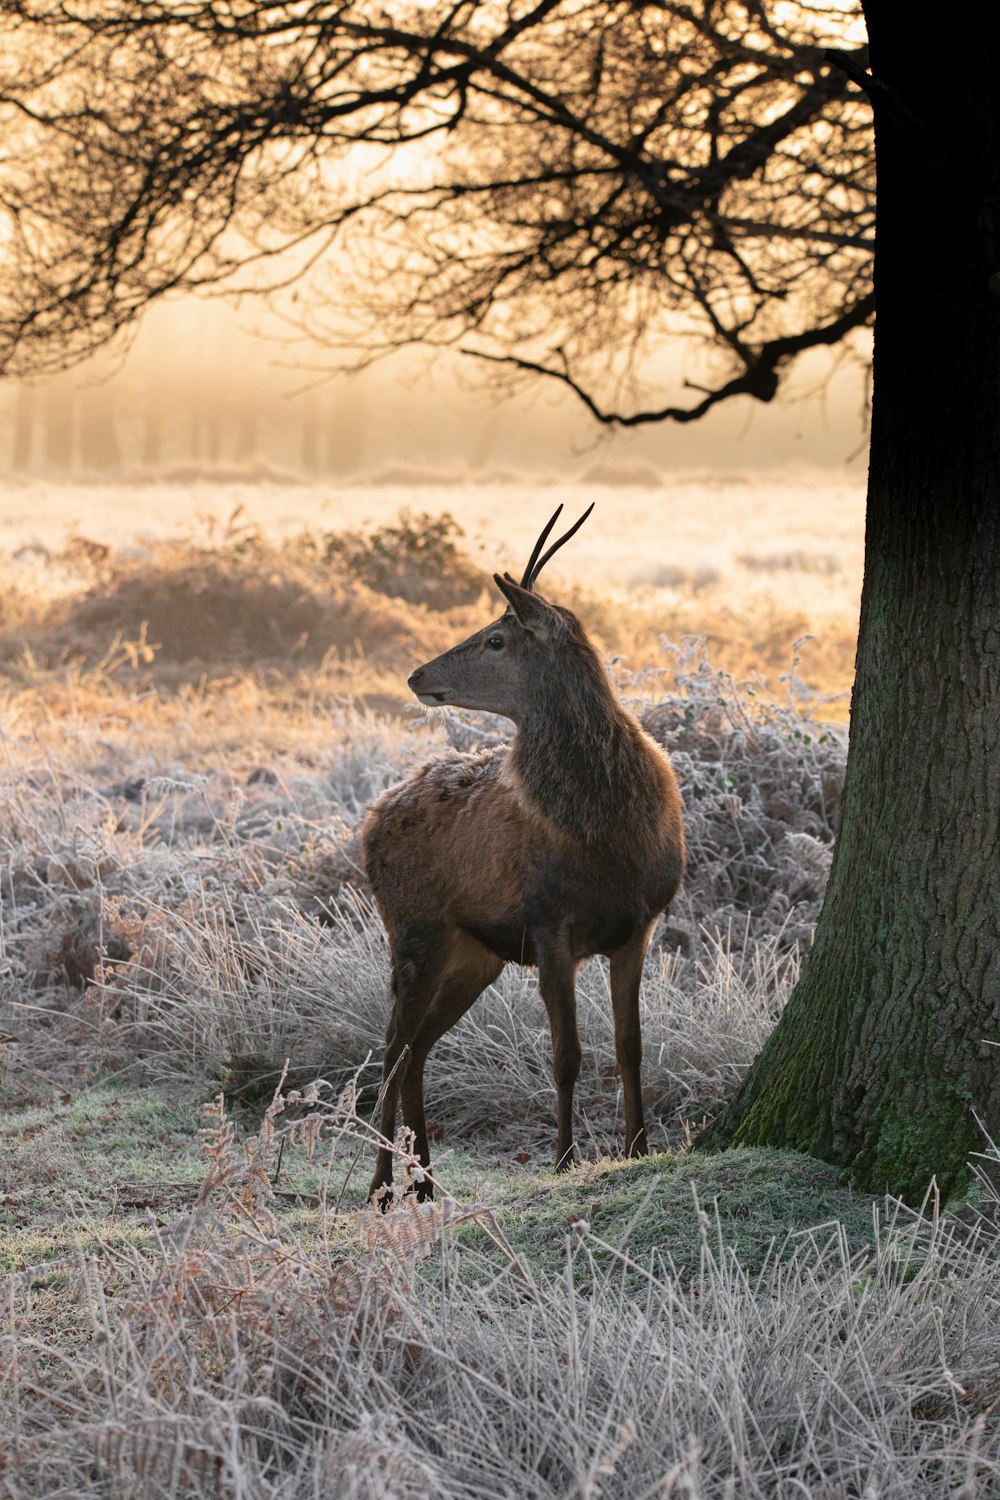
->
493, 573, 557, 637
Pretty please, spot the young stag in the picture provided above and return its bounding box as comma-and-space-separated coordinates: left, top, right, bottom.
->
364, 506, 684, 1201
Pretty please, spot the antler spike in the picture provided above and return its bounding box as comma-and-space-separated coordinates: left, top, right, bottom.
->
525, 502, 595, 589
518, 504, 564, 589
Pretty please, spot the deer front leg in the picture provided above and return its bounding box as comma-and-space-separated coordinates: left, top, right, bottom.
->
537, 936, 582, 1171
610, 926, 654, 1157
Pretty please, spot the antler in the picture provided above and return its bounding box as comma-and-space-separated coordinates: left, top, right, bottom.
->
519, 503, 595, 590
517, 504, 563, 588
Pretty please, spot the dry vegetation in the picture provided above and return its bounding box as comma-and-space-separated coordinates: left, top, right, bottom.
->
2, 506, 1000, 1498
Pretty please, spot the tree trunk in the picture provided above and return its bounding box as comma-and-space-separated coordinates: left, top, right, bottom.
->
702, 12, 1000, 1200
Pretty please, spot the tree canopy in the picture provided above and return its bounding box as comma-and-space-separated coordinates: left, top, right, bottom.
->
0, 1, 873, 420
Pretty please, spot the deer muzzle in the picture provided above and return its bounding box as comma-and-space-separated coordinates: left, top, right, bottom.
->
408, 666, 446, 705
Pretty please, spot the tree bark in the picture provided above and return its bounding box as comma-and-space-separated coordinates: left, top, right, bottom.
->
702, 10, 1000, 1200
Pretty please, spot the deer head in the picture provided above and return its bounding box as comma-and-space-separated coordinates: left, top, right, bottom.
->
407, 504, 595, 723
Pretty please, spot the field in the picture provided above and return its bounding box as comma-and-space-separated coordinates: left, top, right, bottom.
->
2, 477, 1000, 1498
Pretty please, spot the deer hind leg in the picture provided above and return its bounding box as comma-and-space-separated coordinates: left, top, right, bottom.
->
537, 935, 582, 1171
368, 927, 448, 1205
610, 925, 654, 1158
398, 935, 502, 1201
368, 930, 500, 1204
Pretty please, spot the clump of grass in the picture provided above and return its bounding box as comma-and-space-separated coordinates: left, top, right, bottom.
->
0, 531, 429, 681
318, 509, 488, 609
637, 637, 845, 947
98, 893, 389, 1101
492, 1146, 879, 1279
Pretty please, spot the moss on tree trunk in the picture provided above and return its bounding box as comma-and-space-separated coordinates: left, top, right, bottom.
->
702, 9, 1000, 1200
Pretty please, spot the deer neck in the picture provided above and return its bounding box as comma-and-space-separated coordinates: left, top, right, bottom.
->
508, 666, 645, 847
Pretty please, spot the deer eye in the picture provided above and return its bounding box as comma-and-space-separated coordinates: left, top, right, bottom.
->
487, 635, 504, 650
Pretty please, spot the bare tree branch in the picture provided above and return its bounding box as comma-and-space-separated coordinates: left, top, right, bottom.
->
461, 289, 875, 425
0, 0, 875, 420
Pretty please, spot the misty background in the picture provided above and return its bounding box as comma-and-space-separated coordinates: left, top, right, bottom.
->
0, 294, 870, 483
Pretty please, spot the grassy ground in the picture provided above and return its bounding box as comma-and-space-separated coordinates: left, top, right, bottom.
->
2, 507, 1000, 1498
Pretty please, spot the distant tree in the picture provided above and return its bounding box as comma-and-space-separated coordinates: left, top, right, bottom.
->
0, 1, 997, 1199
141, 388, 164, 469
12, 382, 36, 470
41, 378, 75, 471
300, 390, 320, 476
78, 384, 122, 473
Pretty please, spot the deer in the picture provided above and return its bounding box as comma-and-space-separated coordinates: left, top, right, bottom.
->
363, 505, 685, 1202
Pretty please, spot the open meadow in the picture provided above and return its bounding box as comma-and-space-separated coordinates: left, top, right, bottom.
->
2, 477, 1000, 1498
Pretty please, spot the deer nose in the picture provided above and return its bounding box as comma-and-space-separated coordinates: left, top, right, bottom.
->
408, 665, 446, 704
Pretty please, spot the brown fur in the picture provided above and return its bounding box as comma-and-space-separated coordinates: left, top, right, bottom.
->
364, 565, 684, 1201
